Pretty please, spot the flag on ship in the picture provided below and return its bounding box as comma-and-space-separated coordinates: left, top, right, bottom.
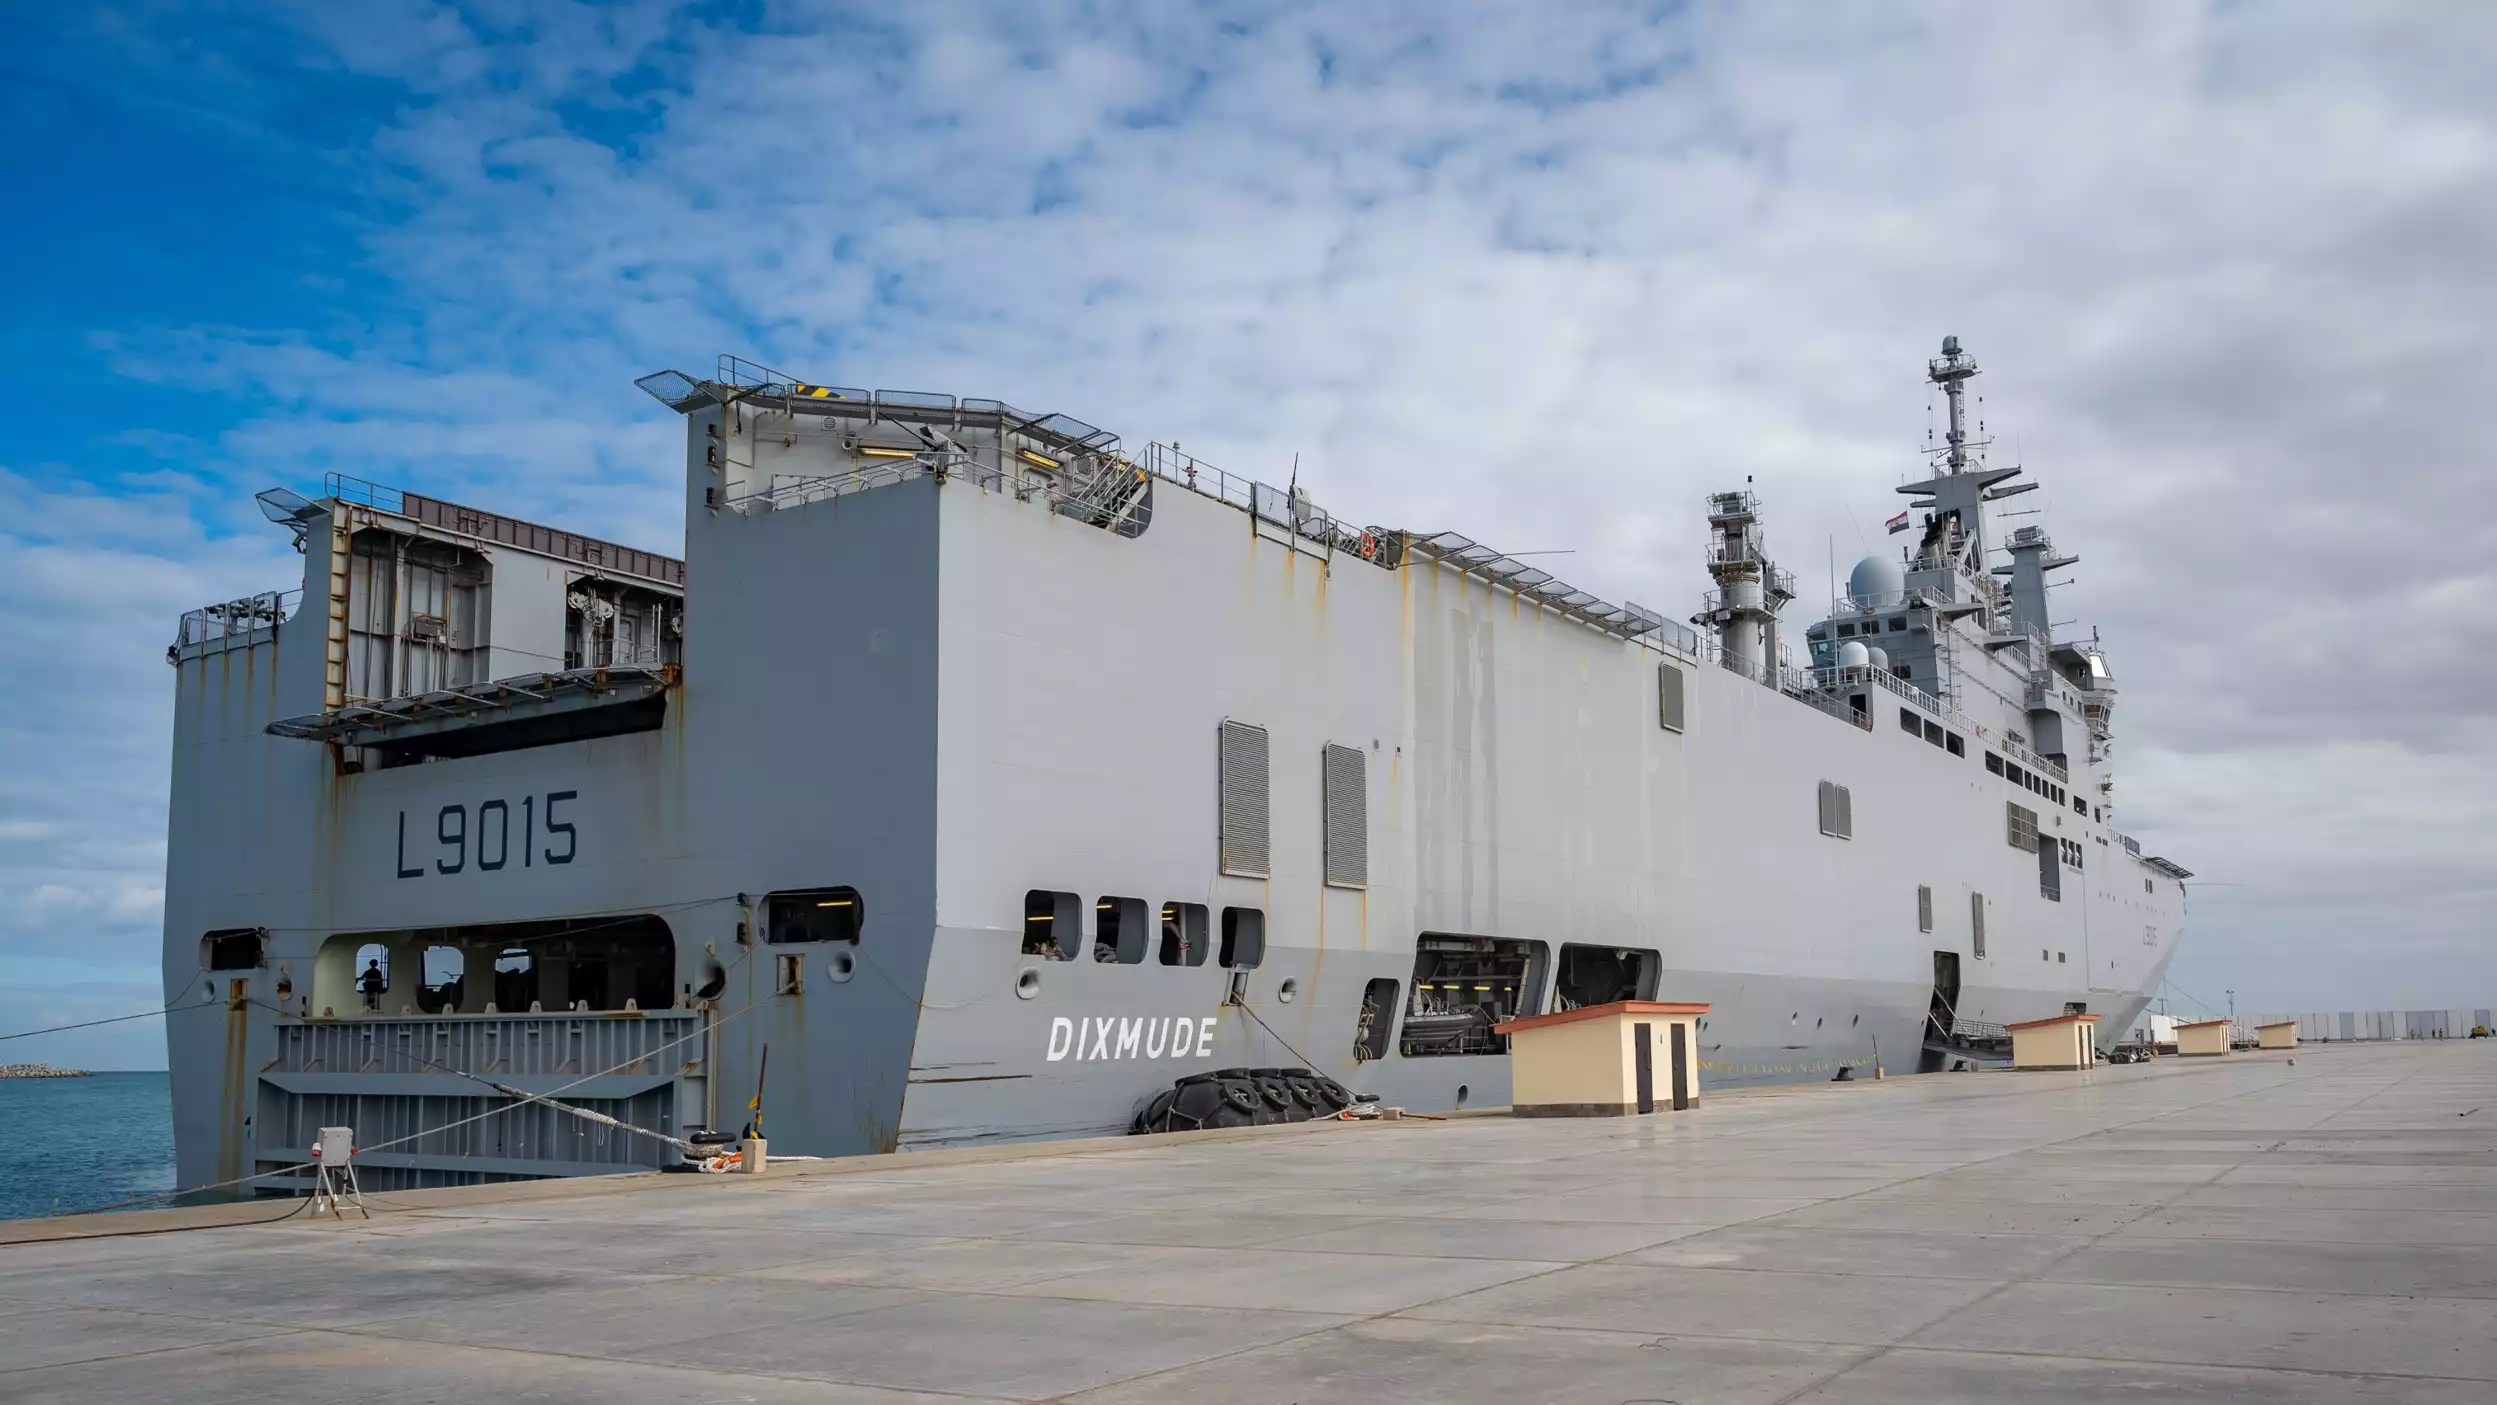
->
1885, 509, 1911, 534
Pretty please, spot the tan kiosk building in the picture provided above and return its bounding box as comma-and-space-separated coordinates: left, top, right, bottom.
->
2257, 1019, 2299, 1050
2007, 1011, 2100, 1071
1493, 1000, 1708, 1117
2176, 1017, 2233, 1057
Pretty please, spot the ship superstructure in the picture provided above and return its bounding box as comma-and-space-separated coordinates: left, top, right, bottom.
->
160, 340, 2189, 1193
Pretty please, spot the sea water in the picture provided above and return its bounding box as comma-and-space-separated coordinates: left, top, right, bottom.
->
0, 1072, 175, 1220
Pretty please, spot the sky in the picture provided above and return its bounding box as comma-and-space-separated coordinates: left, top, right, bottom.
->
3, 1, 2492, 1069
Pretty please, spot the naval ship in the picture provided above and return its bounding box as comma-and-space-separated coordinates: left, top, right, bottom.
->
160, 337, 2188, 1193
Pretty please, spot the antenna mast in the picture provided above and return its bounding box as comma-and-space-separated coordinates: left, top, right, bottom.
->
1928, 335, 1980, 474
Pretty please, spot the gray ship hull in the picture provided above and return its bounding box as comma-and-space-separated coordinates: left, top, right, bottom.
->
160, 352, 2187, 1192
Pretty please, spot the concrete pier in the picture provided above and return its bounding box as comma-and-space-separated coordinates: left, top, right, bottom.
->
5, 1042, 2495, 1402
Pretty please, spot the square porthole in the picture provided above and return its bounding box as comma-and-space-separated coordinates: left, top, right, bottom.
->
1022, 889, 1081, 961
774, 952, 805, 995
1219, 908, 1265, 969
1092, 896, 1148, 964
1158, 903, 1209, 966
203, 928, 266, 971
765, 888, 862, 944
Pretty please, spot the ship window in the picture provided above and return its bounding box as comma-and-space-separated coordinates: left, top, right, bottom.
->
1899, 708, 1919, 735
2057, 951, 2067, 964
1836, 623, 1854, 637
2038, 836, 2062, 901
1986, 753, 2005, 776
1817, 780, 1853, 839
1892, 664, 1912, 679
2146, 878, 2154, 893
766, 887, 863, 945
323, 914, 670, 1017
1402, 935, 1546, 1057
2006, 802, 2040, 853
493, 948, 536, 1011
1218, 907, 1265, 969
1917, 885, 1934, 934
1922, 719, 1945, 748
1657, 663, 1686, 733
1322, 743, 1368, 889
1355, 978, 1400, 1061
203, 928, 265, 971
1022, 889, 1081, 961
1971, 894, 1987, 958
1092, 896, 1148, 964
2007, 763, 2026, 787
1946, 733, 1964, 757
1554, 944, 1659, 1010
1158, 902, 1209, 966
1218, 720, 1271, 878
352, 944, 392, 1010
2073, 795, 2087, 815
1889, 617, 1906, 631
417, 946, 466, 1014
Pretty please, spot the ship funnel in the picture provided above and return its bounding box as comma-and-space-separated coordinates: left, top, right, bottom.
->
1700, 489, 1794, 684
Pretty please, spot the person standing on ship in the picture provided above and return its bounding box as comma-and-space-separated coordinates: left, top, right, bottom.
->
359, 959, 387, 1013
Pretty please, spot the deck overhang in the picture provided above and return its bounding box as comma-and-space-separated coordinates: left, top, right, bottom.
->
266, 664, 676, 754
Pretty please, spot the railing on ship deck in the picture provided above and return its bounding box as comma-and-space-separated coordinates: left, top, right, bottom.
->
253, 1008, 709, 1192
171, 589, 300, 659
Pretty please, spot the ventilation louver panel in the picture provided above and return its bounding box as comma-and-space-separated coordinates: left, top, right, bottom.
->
2006, 802, 2040, 854
1218, 720, 1271, 878
1322, 743, 1368, 890
1657, 662, 1686, 733
1817, 780, 1853, 839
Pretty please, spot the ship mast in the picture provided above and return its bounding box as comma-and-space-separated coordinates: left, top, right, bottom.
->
1930, 335, 1978, 474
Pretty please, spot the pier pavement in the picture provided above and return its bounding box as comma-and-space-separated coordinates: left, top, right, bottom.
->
4, 1041, 2495, 1402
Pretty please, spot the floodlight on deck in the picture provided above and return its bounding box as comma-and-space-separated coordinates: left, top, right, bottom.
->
634, 369, 723, 413
254, 487, 321, 549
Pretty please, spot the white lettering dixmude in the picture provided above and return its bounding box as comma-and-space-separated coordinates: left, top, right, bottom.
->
1045, 1013, 1219, 1061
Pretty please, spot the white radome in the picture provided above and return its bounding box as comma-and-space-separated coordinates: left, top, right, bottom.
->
1848, 553, 1905, 609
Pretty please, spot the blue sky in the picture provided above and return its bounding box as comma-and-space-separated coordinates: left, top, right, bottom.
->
5, 1, 2495, 1067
